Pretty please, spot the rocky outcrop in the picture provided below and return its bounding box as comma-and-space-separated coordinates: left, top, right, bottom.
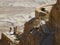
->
49, 0, 60, 45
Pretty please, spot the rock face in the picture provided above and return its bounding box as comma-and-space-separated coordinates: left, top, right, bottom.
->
0, 0, 56, 31
19, 3, 55, 45
49, 0, 60, 45
0, 0, 56, 39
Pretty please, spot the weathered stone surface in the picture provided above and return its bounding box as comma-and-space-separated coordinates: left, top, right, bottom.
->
20, 4, 54, 45
49, 0, 60, 45
0, 0, 56, 39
